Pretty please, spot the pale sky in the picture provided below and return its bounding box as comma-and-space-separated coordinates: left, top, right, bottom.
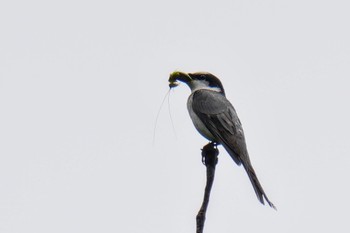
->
1, 0, 350, 232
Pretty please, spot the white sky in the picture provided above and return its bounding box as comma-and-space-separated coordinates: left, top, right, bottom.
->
1, 0, 349, 232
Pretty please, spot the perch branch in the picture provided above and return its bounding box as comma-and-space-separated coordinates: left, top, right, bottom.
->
196, 142, 219, 233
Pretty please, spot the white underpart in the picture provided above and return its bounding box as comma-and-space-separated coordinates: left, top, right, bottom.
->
186, 79, 221, 141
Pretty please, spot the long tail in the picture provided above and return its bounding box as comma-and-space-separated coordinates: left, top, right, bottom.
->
243, 162, 276, 210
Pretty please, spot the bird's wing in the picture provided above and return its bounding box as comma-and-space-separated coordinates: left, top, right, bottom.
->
192, 89, 275, 208
191, 89, 250, 165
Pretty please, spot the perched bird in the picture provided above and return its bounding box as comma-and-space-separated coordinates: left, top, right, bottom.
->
169, 71, 275, 209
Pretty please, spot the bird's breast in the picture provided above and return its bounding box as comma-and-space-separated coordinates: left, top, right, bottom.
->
187, 94, 216, 141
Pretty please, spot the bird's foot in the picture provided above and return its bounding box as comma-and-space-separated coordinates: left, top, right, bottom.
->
201, 142, 219, 166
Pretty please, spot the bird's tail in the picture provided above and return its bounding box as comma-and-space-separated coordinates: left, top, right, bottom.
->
243, 162, 276, 210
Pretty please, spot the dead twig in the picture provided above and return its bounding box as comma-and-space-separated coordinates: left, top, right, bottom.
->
196, 142, 219, 233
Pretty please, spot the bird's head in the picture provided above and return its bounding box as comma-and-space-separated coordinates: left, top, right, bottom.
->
168, 71, 225, 95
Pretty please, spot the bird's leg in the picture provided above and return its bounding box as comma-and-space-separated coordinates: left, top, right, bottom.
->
196, 142, 219, 233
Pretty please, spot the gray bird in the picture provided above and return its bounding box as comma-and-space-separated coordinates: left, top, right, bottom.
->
169, 71, 275, 209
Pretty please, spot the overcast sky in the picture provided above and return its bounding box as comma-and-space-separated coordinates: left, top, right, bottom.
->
1, 0, 349, 232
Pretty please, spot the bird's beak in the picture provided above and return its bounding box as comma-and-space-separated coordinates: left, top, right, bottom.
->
168, 71, 192, 88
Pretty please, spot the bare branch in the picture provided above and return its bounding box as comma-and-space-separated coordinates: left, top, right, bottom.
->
196, 142, 219, 233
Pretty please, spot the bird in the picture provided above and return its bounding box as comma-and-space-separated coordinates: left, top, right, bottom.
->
168, 71, 275, 209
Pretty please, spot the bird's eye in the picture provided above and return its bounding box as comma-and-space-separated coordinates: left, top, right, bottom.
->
199, 75, 206, 80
